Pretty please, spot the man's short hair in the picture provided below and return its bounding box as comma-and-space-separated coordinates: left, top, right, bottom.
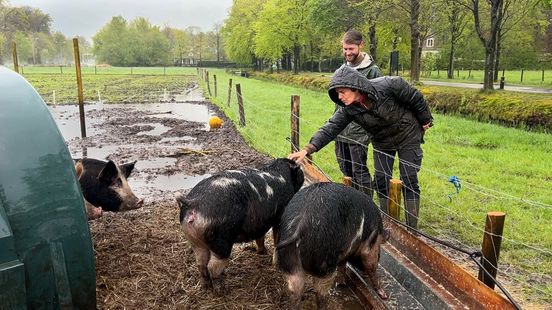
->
342, 29, 363, 45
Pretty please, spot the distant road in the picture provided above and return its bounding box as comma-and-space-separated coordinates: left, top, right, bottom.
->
422, 80, 552, 94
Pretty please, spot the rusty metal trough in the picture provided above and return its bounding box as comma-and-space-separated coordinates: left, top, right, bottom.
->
302, 161, 516, 310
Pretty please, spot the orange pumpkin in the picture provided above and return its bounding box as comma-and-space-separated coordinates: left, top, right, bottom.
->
209, 116, 222, 129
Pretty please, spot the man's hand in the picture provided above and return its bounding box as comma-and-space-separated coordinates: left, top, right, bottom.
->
288, 149, 308, 163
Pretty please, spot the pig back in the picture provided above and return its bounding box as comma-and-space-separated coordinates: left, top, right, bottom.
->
277, 182, 382, 277
183, 160, 303, 240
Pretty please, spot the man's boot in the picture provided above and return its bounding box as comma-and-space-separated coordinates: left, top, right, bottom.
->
404, 199, 420, 230
379, 198, 389, 214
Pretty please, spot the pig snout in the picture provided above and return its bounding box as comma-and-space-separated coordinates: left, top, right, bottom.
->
119, 195, 143, 211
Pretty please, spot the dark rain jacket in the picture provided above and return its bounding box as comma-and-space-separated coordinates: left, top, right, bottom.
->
306, 65, 433, 153
335, 53, 382, 145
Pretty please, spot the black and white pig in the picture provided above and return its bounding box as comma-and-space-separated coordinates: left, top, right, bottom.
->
276, 182, 388, 309
75, 158, 143, 219
175, 158, 304, 294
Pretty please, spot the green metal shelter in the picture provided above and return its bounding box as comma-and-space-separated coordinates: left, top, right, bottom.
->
0, 66, 95, 309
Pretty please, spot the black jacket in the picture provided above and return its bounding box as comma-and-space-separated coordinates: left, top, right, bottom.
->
307, 65, 433, 152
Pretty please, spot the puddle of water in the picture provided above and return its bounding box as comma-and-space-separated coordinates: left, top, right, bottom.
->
48, 102, 213, 141
175, 85, 203, 101
73, 145, 120, 160
131, 173, 211, 192
134, 123, 172, 136
48, 105, 104, 139
127, 102, 212, 123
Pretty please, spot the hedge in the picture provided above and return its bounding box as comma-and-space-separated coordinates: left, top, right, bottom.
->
253, 71, 552, 132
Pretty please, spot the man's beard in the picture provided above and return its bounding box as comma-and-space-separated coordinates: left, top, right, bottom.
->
346, 53, 360, 63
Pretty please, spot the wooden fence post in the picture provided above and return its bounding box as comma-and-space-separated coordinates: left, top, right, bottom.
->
388, 179, 402, 221
236, 83, 245, 127
73, 38, 86, 138
12, 42, 19, 73
214, 74, 217, 97
227, 78, 233, 106
290, 95, 300, 152
520, 69, 524, 82
478, 211, 506, 289
206, 71, 212, 96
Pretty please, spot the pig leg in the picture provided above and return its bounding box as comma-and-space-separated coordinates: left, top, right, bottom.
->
313, 272, 336, 310
85, 199, 103, 220
360, 236, 388, 299
255, 236, 267, 254
193, 246, 212, 290
335, 264, 347, 286
207, 254, 229, 295
284, 271, 305, 310
272, 229, 279, 266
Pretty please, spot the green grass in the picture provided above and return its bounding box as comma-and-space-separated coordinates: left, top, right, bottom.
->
203, 68, 552, 307
23, 67, 198, 104
420, 69, 552, 88
18, 65, 198, 76
304, 69, 552, 89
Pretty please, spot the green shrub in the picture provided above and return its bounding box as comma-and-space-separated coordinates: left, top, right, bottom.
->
251, 72, 552, 132
421, 87, 552, 132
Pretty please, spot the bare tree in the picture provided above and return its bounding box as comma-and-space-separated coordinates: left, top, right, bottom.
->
444, 1, 469, 78
465, 0, 504, 90
397, 0, 422, 82
493, 0, 539, 81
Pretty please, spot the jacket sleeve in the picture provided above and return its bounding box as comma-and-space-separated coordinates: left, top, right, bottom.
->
306, 108, 353, 154
390, 77, 433, 125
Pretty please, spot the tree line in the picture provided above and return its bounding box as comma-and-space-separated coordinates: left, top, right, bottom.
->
2, 0, 552, 90
0, 1, 224, 67
221, 0, 551, 89
0, 1, 91, 66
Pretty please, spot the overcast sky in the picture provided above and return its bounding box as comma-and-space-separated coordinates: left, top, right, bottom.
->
8, 0, 233, 39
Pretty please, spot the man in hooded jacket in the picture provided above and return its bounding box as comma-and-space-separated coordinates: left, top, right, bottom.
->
335, 29, 382, 198
288, 65, 433, 229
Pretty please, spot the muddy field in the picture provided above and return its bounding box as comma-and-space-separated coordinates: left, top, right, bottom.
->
51, 85, 363, 309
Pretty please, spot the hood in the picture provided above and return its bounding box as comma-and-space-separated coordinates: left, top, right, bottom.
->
348, 52, 374, 70
328, 65, 378, 107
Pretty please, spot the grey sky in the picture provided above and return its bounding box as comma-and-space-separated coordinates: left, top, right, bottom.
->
8, 0, 233, 39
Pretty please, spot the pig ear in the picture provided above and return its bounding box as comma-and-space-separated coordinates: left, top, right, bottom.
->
98, 160, 119, 185
119, 160, 137, 179
174, 191, 184, 201
75, 161, 84, 178
287, 158, 300, 170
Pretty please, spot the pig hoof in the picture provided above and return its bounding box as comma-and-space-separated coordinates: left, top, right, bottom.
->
377, 288, 388, 300
200, 278, 213, 290
211, 279, 227, 296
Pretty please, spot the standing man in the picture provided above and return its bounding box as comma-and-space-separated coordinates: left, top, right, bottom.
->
335, 29, 382, 198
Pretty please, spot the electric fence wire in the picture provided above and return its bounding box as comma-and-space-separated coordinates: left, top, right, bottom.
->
206, 76, 552, 304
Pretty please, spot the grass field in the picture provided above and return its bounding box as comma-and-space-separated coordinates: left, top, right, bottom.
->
17, 65, 196, 76
12, 66, 552, 307
13, 65, 552, 88
202, 68, 552, 308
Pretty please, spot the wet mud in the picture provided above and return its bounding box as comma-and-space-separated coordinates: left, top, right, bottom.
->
50, 84, 363, 309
